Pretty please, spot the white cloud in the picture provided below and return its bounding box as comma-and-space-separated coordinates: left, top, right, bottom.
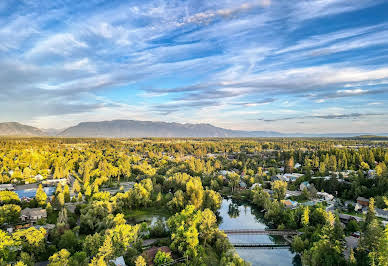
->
27, 33, 88, 58
64, 58, 95, 72
337, 89, 368, 96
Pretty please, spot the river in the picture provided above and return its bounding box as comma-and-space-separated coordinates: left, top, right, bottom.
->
218, 198, 300, 266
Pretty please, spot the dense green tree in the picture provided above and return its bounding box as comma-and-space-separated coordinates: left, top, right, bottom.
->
154, 250, 173, 265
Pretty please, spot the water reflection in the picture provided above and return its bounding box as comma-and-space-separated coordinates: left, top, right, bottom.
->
228, 202, 240, 218
219, 198, 301, 266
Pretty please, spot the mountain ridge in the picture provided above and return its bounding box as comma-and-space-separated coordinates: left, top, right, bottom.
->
59, 119, 283, 138
1, 120, 387, 138
0, 122, 45, 136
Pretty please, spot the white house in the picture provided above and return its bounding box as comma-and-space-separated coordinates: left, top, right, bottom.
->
284, 173, 303, 182
317, 192, 334, 201
367, 170, 376, 178
34, 174, 44, 181
42, 178, 67, 186
0, 184, 14, 191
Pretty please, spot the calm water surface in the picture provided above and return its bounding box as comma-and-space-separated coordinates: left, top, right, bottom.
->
219, 198, 300, 266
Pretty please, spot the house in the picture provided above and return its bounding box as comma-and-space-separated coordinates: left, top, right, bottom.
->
367, 170, 376, 178
301, 201, 318, 207
263, 189, 274, 195
376, 208, 388, 220
339, 214, 357, 225
356, 197, 369, 207
20, 208, 47, 222
250, 183, 262, 190
0, 184, 14, 191
109, 256, 126, 266
42, 178, 67, 186
239, 181, 247, 189
316, 192, 334, 201
311, 176, 331, 181
286, 190, 302, 198
142, 246, 172, 265
284, 173, 303, 182
34, 174, 44, 182
282, 199, 298, 209
299, 181, 310, 191
219, 170, 233, 177
64, 202, 77, 213
34, 224, 55, 232
120, 182, 135, 191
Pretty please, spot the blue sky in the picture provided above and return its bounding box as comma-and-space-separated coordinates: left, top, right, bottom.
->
0, 0, 388, 133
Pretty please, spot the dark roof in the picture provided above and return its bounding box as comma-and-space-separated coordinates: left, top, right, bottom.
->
339, 214, 356, 220
142, 246, 172, 265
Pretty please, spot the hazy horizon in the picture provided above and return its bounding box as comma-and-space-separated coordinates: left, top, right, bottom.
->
1, 0, 388, 133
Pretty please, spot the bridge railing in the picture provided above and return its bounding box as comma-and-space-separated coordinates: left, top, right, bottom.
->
223, 229, 298, 235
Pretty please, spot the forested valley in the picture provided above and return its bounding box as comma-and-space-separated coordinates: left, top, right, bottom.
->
0, 137, 387, 266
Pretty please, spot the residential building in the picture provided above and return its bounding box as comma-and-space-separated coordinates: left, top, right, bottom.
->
278, 173, 304, 182
376, 208, 388, 220
285, 190, 302, 198
339, 214, 357, 224
34, 174, 44, 182
299, 181, 310, 191
42, 178, 67, 186
20, 208, 47, 222
0, 184, 14, 191
109, 256, 126, 266
282, 199, 298, 209
239, 181, 247, 189
142, 246, 172, 265
250, 183, 262, 190
311, 176, 331, 181
356, 197, 369, 207
367, 170, 376, 178
316, 192, 334, 201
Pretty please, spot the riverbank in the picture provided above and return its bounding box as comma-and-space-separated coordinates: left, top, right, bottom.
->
218, 198, 301, 266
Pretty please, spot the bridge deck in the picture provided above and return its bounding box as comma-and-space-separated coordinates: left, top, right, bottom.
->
223, 229, 298, 235
232, 243, 290, 248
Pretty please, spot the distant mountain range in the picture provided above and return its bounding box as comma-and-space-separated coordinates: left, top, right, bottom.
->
0, 120, 387, 138
0, 122, 45, 136
59, 120, 283, 138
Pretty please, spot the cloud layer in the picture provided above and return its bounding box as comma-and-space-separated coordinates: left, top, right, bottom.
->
0, 0, 387, 133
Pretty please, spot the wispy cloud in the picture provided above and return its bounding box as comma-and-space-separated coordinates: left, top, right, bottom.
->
0, 0, 387, 133
257, 113, 385, 122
